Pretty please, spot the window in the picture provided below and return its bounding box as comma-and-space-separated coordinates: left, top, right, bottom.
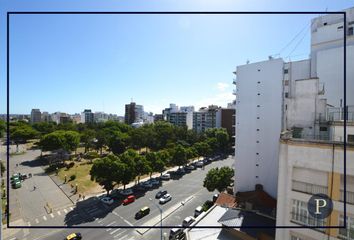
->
338, 214, 354, 240
284, 69, 289, 74
284, 80, 289, 86
257, 105, 260, 107
291, 199, 326, 229
349, 27, 354, 36
324, 22, 327, 26
348, 135, 354, 143
285, 92, 289, 98
257, 93, 260, 96
257, 81, 261, 84
338, 25, 344, 30
320, 127, 328, 131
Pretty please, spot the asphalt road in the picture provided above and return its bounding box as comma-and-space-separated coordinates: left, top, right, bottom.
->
5, 156, 234, 240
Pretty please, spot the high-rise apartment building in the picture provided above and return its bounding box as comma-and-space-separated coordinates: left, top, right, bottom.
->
193, 105, 220, 133
125, 102, 144, 124
162, 104, 193, 129
30, 109, 42, 124
81, 109, 94, 124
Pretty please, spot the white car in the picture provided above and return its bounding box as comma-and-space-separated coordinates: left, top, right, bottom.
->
160, 173, 171, 180
120, 188, 133, 196
182, 216, 195, 227
100, 196, 114, 205
159, 194, 172, 204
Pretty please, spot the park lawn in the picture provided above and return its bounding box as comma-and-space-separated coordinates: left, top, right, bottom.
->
57, 161, 102, 195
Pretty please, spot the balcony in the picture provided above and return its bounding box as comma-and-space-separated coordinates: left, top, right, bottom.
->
340, 190, 354, 205
232, 78, 237, 85
292, 180, 328, 195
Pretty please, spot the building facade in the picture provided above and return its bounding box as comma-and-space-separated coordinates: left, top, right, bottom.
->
81, 109, 94, 124
193, 105, 220, 133
30, 109, 42, 124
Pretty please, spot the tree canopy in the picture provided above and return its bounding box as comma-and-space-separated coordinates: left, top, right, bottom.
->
203, 166, 234, 192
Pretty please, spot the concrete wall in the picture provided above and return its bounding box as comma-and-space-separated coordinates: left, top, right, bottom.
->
330, 124, 354, 142
235, 58, 283, 198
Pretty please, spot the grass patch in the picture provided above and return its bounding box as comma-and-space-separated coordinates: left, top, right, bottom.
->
57, 161, 100, 194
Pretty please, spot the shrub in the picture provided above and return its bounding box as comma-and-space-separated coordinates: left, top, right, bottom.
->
202, 200, 214, 212
66, 162, 75, 169
69, 174, 76, 181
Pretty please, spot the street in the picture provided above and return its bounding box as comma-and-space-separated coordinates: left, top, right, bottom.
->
4, 154, 234, 240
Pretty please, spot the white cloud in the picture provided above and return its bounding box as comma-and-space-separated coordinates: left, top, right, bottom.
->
216, 82, 229, 91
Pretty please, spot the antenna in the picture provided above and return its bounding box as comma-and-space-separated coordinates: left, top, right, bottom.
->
246, 59, 250, 64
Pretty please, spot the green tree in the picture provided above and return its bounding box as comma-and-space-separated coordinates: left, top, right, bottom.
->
206, 138, 218, 155
108, 131, 130, 155
0, 119, 6, 138
193, 142, 211, 159
156, 150, 170, 166
119, 149, 138, 189
39, 130, 80, 153
81, 129, 96, 153
215, 129, 230, 152
203, 166, 234, 192
146, 152, 165, 177
93, 130, 108, 155
135, 155, 151, 183
186, 147, 198, 161
32, 122, 57, 135
90, 155, 123, 195
171, 144, 188, 168
10, 125, 39, 151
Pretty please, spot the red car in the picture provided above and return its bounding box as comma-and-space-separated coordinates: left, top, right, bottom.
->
123, 195, 135, 205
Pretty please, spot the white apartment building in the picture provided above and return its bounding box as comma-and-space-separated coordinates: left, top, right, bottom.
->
234, 8, 354, 202
30, 109, 42, 124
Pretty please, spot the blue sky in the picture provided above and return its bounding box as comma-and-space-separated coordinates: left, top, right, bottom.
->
1, 0, 353, 115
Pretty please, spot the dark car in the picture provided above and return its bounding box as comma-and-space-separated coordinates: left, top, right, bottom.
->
155, 190, 168, 199
135, 206, 150, 219
175, 168, 186, 175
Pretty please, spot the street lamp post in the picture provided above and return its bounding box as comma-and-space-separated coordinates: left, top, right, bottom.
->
149, 198, 163, 240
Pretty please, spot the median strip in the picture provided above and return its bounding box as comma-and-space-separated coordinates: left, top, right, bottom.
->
136, 196, 194, 235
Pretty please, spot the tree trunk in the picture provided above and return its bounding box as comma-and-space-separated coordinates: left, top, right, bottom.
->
100, 147, 103, 155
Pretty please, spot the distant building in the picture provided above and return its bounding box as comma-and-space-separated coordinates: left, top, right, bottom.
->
94, 112, 109, 123
193, 105, 219, 133
30, 109, 42, 124
71, 113, 82, 124
81, 109, 94, 124
154, 114, 164, 122
143, 112, 154, 124
41, 111, 51, 122
125, 102, 144, 124
162, 104, 194, 129
216, 107, 235, 145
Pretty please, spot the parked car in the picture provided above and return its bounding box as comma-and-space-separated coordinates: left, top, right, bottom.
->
175, 168, 186, 175
160, 173, 171, 180
142, 181, 153, 189
134, 183, 146, 191
169, 227, 184, 240
120, 188, 134, 196
12, 180, 21, 189
194, 206, 203, 218
159, 194, 172, 204
135, 206, 150, 219
155, 190, 168, 199
150, 178, 160, 186
203, 158, 211, 165
184, 165, 195, 170
195, 161, 204, 168
212, 193, 219, 202
65, 232, 82, 240
182, 216, 195, 227
100, 196, 114, 205
123, 195, 135, 205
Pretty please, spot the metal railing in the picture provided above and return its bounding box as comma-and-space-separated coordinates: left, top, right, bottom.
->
292, 180, 328, 195
290, 212, 326, 232
340, 190, 354, 205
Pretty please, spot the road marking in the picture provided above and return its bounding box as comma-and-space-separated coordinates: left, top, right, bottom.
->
70, 207, 74, 210
112, 211, 134, 226
35, 218, 39, 224
110, 228, 120, 235
57, 211, 61, 216
50, 213, 55, 218
27, 221, 31, 226
63, 209, 68, 214
97, 218, 104, 223
106, 221, 116, 227
43, 216, 47, 221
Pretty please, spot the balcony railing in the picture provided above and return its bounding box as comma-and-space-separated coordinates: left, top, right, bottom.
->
290, 212, 326, 232
292, 180, 328, 195
340, 190, 354, 205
